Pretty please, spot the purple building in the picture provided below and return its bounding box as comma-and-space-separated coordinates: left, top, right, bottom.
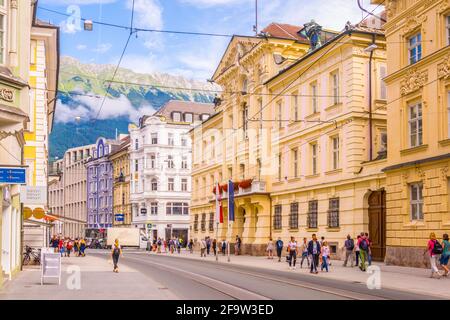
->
85, 137, 121, 237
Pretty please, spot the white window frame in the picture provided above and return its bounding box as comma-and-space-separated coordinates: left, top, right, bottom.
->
409, 102, 423, 148
410, 183, 424, 221
311, 83, 318, 114
332, 136, 340, 170
168, 133, 174, 146
408, 33, 422, 65
168, 178, 174, 191
332, 72, 339, 105
0, 5, 7, 66
311, 143, 318, 175
181, 178, 188, 191
292, 148, 298, 178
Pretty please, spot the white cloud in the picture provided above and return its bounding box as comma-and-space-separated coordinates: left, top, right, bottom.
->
40, 0, 117, 4
76, 44, 87, 50
93, 43, 112, 53
56, 94, 156, 123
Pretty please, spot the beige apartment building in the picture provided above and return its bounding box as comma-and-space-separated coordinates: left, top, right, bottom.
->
370, 0, 450, 266
48, 144, 94, 239
190, 20, 388, 258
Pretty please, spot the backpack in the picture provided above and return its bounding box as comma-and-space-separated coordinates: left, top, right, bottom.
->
113, 247, 120, 256
346, 239, 354, 251
433, 240, 443, 255
360, 239, 368, 251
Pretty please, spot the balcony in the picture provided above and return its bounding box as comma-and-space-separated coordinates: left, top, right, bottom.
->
218, 180, 267, 199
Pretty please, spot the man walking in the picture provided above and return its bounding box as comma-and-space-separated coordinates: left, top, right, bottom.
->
276, 237, 284, 262
287, 237, 298, 270
343, 235, 355, 267
308, 234, 321, 274
358, 232, 369, 271
206, 237, 211, 255
235, 235, 241, 255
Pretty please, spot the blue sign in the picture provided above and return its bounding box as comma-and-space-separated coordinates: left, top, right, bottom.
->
115, 214, 124, 222
0, 168, 26, 184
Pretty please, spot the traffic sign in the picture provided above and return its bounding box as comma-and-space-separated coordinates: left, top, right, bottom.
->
115, 214, 124, 222
0, 167, 26, 184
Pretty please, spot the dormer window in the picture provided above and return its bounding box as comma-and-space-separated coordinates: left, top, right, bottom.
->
201, 114, 210, 121
184, 113, 193, 123
172, 112, 181, 122
242, 78, 248, 94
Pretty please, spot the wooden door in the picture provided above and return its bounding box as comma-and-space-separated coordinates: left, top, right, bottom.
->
368, 190, 386, 261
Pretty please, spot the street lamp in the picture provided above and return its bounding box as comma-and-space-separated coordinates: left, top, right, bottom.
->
84, 20, 93, 31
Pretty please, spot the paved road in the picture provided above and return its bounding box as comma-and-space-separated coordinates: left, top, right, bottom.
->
90, 250, 436, 300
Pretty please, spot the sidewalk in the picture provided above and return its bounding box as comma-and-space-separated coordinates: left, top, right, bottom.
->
0, 252, 177, 300
148, 249, 450, 299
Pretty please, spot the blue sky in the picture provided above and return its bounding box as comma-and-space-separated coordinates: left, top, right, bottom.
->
38, 0, 381, 80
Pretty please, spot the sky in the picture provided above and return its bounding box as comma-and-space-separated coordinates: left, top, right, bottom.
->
38, 0, 382, 81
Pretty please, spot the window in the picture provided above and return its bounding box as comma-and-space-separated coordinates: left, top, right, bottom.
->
168, 133, 174, 146
181, 136, 187, 147
447, 91, 450, 138
331, 72, 339, 105
184, 113, 193, 123
166, 202, 189, 215
240, 164, 245, 180
410, 183, 424, 220
308, 200, 318, 228
168, 178, 174, 191
172, 112, 181, 122
201, 213, 206, 231
181, 178, 188, 191
242, 104, 248, 138
278, 154, 282, 181
332, 136, 340, 170
311, 143, 318, 175
277, 101, 283, 129
409, 33, 422, 64
135, 159, 139, 172
201, 114, 210, 121
151, 133, 158, 145
380, 65, 387, 100
151, 178, 158, 191
150, 202, 158, 215
209, 212, 214, 231
409, 102, 423, 147
293, 93, 299, 121
273, 205, 282, 230
135, 139, 139, 150
289, 202, 299, 229
194, 214, 199, 231
181, 156, 188, 169
150, 154, 156, 169
311, 83, 318, 113
0, 14, 5, 65
328, 198, 340, 228
292, 149, 298, 178
211, 136, 215, 158
167, 155, 174, 169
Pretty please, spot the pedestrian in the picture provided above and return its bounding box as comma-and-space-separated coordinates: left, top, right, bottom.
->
188, 239, 194, 254
440, 234, 450, 277
74, 238, 79, 256
206, 237, 211, 255
307, 234, 321, 274
300, 237, 310, 268
79, 238, 86, 257
355, 235, 361, 267
343, 234, 355, 267
319, 236, 325, 247
266, 238, 274, 259
221, 239, 226, 256
177, 238, 181, 254
157, 238, 162, 253
365, 232, 372, 266
358, 233, 369, 271
235, 235, 241, 255
111, 239, 122, 273
200, 238, 207, 257
275, 237, 283, 262
287, 237, 298, 270
425, 233, 442, 279
66, 239, 73, 257
321, 241, 330, 272
212, 239, 217, 256
58, 237, 64, 257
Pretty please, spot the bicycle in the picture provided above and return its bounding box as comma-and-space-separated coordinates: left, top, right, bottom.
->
22, 246, 41, 265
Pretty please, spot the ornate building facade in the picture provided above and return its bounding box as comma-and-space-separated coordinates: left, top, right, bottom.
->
372, 0, 450, 266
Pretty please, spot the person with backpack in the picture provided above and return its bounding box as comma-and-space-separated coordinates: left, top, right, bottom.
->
111, 239, 122, 273
440, 234, 450, 277
275, 237, 284, 262
66, 239, 73, 257
425, 233, 442, 279
358, 233, 369, 271
365, 232, 373, 266
343, 235, 355, 267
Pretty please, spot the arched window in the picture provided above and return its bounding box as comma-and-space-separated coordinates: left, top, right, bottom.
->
98, 144, 104, 157
151, 178, 158, 191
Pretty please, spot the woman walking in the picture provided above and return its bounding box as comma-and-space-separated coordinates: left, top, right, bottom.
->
287, 237, 298, 270
111, 239, 122, 273
440, 234, 450, 276
426, 233, 442, 279
321, 241, 330, 272
266, 238, 274, 259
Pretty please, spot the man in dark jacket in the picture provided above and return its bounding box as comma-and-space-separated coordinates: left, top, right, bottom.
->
307, 234, 321, 274
275, 237, 284, 262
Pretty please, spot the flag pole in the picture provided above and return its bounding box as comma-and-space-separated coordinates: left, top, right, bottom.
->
215, 222, 219, 262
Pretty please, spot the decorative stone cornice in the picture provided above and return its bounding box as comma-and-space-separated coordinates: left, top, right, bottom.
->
439, 0, 450, 13
438, 55, 450, 79
402, 14, 427, 36
386, 0, 397, 18
10, 0, 17, 9
441, 166, 449, 182
400, 68, 428, 96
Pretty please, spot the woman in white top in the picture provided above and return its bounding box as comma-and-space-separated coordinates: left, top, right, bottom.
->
266, 238, 274, 259
321, 241, 330, 272
287, 237, 298, 270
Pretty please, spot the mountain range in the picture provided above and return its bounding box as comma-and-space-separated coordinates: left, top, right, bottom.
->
50, 56, 217, 159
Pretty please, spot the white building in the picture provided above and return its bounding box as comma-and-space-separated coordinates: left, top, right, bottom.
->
129, 100, 214, 243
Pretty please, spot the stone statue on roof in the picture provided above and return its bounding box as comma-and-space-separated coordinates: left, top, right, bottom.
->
300, 20, 323, 51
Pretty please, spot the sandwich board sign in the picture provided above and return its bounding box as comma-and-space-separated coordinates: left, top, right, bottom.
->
41, 251, 61, 285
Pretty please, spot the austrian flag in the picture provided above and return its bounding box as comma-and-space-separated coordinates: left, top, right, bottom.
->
215, 183, 223, 224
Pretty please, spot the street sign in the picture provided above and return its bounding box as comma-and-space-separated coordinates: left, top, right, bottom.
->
115, 214, 124, 222
0, 167, 26, 184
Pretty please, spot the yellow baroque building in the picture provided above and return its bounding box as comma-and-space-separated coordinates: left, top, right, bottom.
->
109, 135, 132, 227
190, 22, 388, 258
372, 0, 450, 267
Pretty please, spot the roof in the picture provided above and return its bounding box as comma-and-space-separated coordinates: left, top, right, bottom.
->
261, 23, 309, 43
108, 135, 130, 158
154, 100, 215, 119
